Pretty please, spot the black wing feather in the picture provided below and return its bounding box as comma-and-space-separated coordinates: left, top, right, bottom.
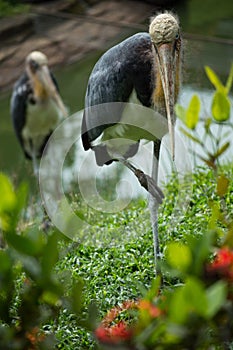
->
10, 72, 31, 158
82, 32, 154, 150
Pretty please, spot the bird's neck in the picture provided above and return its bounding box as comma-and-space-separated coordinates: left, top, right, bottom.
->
152, 68, 180, 115
30, 76, 49, 102
152, 73, 166, 114
151, 46, 182, 117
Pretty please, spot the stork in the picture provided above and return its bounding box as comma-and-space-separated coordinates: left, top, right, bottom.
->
11, 51, 67, 176
81, 13, 183, 269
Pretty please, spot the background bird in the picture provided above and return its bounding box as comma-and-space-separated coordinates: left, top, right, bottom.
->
82, 12, 183, 268
11, 51, 67, 176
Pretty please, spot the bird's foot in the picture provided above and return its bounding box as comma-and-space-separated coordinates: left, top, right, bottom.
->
135, 169, 164, 204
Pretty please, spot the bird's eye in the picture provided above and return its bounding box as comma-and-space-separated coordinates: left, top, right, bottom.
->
29, 59, 39, 72
175, 33, 180, 40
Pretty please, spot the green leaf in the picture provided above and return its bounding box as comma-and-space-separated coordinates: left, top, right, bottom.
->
145, 276, 161, 302
41, 233, 59, 278
41, 290, 61, 306
175, 104, 186, 123
71, 279, 84, 314
205, 66, 226, 93
213, 141, 230, 159
186, 95, 200, 129
206, 281, 227, 318
204, 117, 212, 133
0, 173, 16, 213
169, 287, 188, 324
187, 233, 215, 275
184, 278, 208, 317
198, 156, 216, 170
169, 278, 207, 323
225, 63, 233, 94
216, 174, 230, 197
179, 127, 202, 145
15, 182, 28, 214
5, 232, 42, 256
0, 250, 11, 273
212, 91, 230, 122
166, 242, 191, 272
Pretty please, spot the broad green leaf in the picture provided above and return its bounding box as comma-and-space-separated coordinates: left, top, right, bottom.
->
41, 291, 61, 306
226, 63, 233, 94
208, 202, 221, 231
186, 95, 200, 129
15, 182, 28, 214
5, 232, 42, 256
41, 233, 59, 277
187, 233, 215, 275
205, 66, 226, 93
216, 174, 230, 197
206, 281, 227, 318
212, 91, 230, 122
71, 279, 84, 314
184, 278, 208, 317
169, 287, 188, 324
224, 226, 233, 248
166, 242, 191, 272
169, 278, 207, 323
0, 173, 16, 213
0, 250, 11, 273
175, 104, 186, 123
26, 227, 45, 254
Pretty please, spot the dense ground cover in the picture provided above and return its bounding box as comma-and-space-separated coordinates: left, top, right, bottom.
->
51, 166, 233, 349
0, 66, 232, 348
1, 164, 232, 349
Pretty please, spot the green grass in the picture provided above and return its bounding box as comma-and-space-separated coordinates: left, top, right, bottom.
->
44, 166, 233, 349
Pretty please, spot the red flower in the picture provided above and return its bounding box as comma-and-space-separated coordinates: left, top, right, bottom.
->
101, 300, 138, 326
207, 247, 233, 281
25, 327, 45, 349
95, 299, 163, 345
95, 300, 138, 344
138, 300, 162, 318
95, 321, 132, 344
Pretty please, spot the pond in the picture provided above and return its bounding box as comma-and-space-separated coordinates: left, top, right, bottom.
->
0, 24, 233, 204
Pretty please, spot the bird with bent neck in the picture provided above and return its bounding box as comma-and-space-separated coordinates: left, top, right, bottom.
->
82, 12, 183, 271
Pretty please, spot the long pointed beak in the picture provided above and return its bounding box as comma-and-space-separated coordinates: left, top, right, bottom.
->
156, 43, 176, 160
37, 66, 68, 117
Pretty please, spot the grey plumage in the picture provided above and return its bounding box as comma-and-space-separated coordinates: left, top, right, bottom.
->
81, 13, 183, 271
82, 33, 155, 152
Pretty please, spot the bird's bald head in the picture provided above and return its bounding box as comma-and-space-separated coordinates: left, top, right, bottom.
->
149, 13, 180, 45
26, 51, 48, 68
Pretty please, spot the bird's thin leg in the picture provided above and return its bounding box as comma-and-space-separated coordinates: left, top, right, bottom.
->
149, 140, 162, 275
30, 143, 51, 231
31, 143, 39, 178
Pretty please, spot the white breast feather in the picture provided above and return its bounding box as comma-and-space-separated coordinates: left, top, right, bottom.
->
22, 99, 63, 156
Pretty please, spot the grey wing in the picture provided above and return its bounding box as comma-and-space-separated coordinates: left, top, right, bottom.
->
82, 32, 154, 150
10, 73, 31, 158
